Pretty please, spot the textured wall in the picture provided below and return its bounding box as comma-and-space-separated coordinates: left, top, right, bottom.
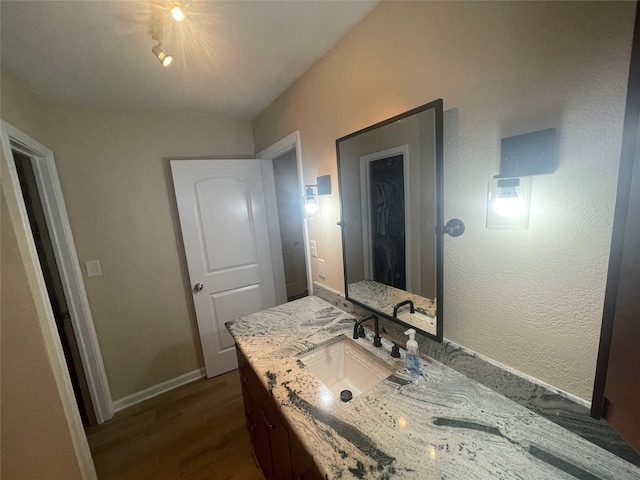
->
253, 1, 636, 400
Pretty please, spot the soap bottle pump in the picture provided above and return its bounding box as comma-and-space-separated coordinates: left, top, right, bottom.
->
404, 329, 420, 378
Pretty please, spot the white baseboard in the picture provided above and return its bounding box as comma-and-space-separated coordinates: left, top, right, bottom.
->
113, 368, 206, 412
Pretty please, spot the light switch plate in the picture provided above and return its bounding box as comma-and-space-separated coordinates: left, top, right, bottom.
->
85, 260, 102, 277
310, 240, 317, 257
318, 259, 325, 278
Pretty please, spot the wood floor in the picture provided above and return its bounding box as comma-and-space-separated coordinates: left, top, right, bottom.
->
86, 370, 266, 480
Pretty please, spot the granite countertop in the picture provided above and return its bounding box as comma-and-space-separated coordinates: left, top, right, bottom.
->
348, 280, 437, 335
225, 296, 640, 480
348, 280, 435, 318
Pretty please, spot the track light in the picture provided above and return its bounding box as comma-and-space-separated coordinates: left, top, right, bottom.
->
170, 3, 186, 22
149, 1, 179, 67
152, 44, 173, 67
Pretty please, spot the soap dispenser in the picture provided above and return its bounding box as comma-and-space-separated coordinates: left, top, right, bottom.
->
404, 329, 420, 378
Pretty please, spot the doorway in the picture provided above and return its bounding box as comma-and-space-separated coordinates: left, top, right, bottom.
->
272, 150, 309, 301
1, 120, 113, 424
257, 131, 313, 303
359, 145, 411, 292
13, 150, 97, 426
368, 154, 406, 290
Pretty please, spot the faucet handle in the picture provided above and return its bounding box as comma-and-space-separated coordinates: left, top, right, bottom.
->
390, 343, 402, 358
357, 325, 365, 338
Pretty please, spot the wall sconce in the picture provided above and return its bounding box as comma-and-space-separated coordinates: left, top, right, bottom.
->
487, 128, 556, 230
486, 177, 532, 229
304, 175, 331, 219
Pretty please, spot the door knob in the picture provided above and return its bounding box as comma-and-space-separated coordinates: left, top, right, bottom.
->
443, 218, 465, 237
193, 283, 204, 293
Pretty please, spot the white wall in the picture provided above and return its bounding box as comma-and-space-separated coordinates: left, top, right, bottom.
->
1, 158, 93, 479
253, 1, 636, 400
1, 70, 255, 401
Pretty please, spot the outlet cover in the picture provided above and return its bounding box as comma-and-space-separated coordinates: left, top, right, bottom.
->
310, 240, 317, 257
85, 260, 102, 277
318, 259, 325, 278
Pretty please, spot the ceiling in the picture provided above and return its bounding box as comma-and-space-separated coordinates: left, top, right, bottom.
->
0, 0, 377, 119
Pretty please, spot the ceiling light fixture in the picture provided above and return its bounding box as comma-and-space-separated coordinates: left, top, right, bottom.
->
149, 2, 174, 67
152, 43, 173, 67
170, 3, 186, 22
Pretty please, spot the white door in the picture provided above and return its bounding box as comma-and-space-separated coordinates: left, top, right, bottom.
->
171, 159, 277, 378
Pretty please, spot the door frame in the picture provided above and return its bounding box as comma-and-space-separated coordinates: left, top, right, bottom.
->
359, 145, 412, 291
257, 131, 313, 301
591, 3, 640, 421
1, 120, 114, 424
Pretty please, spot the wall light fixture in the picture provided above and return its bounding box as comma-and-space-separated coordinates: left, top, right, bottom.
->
304, 175, 331, 219
304, 187, 319, 218
487, 128, 556, 230
486, 177, 532, 229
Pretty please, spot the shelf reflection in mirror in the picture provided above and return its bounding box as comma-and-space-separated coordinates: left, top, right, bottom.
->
336, 99, 443, 341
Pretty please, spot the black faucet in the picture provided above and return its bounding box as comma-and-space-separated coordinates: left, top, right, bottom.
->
353, 315, 382, 347
393, 300, 415, 318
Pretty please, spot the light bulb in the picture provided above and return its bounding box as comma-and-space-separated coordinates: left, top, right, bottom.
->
152, 45, 173, 67
486, 177, 531, 229
161, 54, 173, 67
305, 200, 318, 216
493, 194, 525, 217
170, 3, 186, 22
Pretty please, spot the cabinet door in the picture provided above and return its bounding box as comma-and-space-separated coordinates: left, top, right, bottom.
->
238, 350, 273, 479
236, 345, 316, 480
263, 400, 293, 480
290, 433, 324, 480
242, 383, 273, 479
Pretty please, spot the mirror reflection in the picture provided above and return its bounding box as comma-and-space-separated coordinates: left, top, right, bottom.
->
337, 100, 443, 340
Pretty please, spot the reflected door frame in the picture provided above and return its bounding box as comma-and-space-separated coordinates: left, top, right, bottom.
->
359, 144, 411, 292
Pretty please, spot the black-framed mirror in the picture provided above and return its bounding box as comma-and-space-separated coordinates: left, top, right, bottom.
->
336, 99, 444, 342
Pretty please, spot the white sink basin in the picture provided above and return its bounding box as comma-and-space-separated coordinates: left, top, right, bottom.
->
299, 335, 393, 399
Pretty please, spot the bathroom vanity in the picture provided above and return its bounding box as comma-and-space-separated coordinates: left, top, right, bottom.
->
236, 343, 323, 480
226, 296, 640, 479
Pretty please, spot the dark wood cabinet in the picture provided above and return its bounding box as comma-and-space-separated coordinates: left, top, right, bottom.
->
263, 397, 293, 480
241, 380, 272, 476
290, 432, 324, 480
237, 346, 324, 480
